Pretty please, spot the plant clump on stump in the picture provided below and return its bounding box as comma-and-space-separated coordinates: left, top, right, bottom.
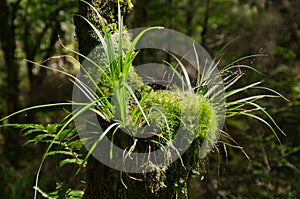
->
74, 1, 218, 198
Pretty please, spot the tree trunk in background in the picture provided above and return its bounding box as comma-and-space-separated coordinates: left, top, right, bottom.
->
0, 0, 20, 115
0, 0, 22, 168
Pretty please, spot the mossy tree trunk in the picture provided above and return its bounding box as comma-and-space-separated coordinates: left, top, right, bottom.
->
74, 1, 207, 198
74, 1, 145, 198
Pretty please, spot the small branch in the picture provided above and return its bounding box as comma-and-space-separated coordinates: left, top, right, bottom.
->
261, 144, 271, 171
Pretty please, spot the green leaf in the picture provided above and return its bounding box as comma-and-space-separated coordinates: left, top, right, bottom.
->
46, 124, 59, 134
59, 158, 78, 167
66, 190, 84, 199
47, 151, 75, 157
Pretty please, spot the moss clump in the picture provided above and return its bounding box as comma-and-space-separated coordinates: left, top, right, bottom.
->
123, 89, 215, 197
141, 90, 217, 141
134, 90, 217, 197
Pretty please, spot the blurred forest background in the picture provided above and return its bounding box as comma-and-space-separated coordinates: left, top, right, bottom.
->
0, 0, 299, 198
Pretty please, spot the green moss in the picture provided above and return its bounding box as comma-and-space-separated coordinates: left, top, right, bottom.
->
142, 90, 216, 140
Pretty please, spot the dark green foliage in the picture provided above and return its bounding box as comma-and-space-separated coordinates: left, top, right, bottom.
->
3, 123, 86, 198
